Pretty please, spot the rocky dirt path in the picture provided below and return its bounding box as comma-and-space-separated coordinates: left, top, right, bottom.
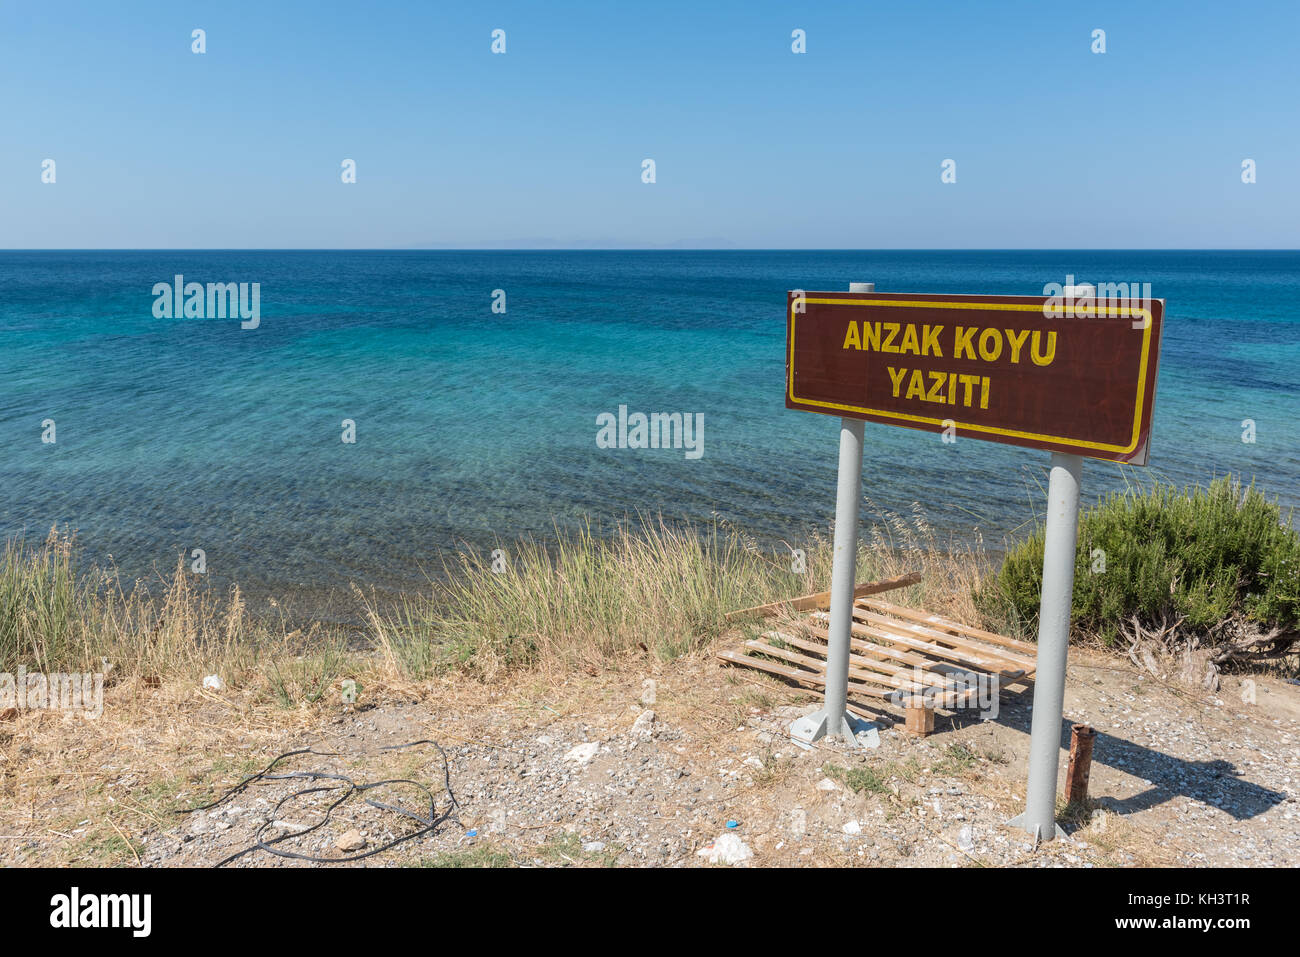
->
4, 647, 1297, 868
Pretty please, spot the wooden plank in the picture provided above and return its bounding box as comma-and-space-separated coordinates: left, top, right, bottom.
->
851, 604, 1039, 670
846, 611, 1016, 674
781, 627, 971, 694
862, 597, 1039, 655
747, 635, 980, 708
810, 606, 1034, 677
714, 649, 894, 724
742, 640, 898, 698
859, 597, 1039, 657
716, 648, 816, 687
717, 582, 1041, 732
776, 632, 941, 695
807, 615, 970, 675
855, 614, 1036, 675
805, 615, 1027, 704
849, 607, 1032, 676
780, 629, 923, 681
741, 638, 826, 673
852, 600, 1034, 670
725, 571, 921, 621
744, 638, 937, 704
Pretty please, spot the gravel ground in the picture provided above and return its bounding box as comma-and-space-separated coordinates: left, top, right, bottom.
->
109, 648, 1300, 869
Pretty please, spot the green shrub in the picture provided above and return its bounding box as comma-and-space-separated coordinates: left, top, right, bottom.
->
983, 477, 1300, 646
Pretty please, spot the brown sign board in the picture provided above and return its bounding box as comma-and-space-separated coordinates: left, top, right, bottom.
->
786, 290, 1164, 464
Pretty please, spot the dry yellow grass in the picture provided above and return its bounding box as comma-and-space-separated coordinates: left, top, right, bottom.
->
366, 513, 995, 681
0, 512, 1001, 866
3, 512, 999, 708
1, 529, 304, 683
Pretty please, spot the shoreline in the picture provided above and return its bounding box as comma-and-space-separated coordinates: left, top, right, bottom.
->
5, 475, 1297, 681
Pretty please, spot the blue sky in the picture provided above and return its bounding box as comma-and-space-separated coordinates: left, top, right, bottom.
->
2, 0, 1297, 248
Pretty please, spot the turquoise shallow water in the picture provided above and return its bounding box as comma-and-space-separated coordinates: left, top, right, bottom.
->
1, 250, 1297, 615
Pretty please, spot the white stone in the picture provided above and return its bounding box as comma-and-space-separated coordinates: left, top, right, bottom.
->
957, 825, 974, 851
789, 807, 808, 840
563, 742, 600, 765
631, 710, 657, 739
696, 833, 753, 866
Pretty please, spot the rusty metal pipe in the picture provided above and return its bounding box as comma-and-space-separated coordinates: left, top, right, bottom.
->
1064, 723, 1097, 805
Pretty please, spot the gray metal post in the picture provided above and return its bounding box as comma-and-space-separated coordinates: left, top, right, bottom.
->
1008, 283, 1094, 842
789, 282, 880, 750
822, 415, 865, 720
1008, 450, 1083, 841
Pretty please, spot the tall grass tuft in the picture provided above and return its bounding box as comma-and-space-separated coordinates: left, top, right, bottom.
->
2, 529, 278, 683
0, 530, 85, 673
3, 512, 996, 689
367, 514, 994, 679
367, 519, 799, 678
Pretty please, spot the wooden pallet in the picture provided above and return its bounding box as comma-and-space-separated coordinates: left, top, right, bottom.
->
717, 594, 1037, 735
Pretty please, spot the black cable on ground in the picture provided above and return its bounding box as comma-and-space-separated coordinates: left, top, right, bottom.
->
175, 739, 461, 867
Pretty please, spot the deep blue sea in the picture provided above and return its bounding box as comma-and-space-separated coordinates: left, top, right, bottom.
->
2, 250, 1297, 617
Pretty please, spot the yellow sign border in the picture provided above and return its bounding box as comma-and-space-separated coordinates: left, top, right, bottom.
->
787, 297, 1155, 455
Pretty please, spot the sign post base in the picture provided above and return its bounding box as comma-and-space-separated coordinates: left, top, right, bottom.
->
1005, 812, 1067, 844
789, 707, 881, 751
